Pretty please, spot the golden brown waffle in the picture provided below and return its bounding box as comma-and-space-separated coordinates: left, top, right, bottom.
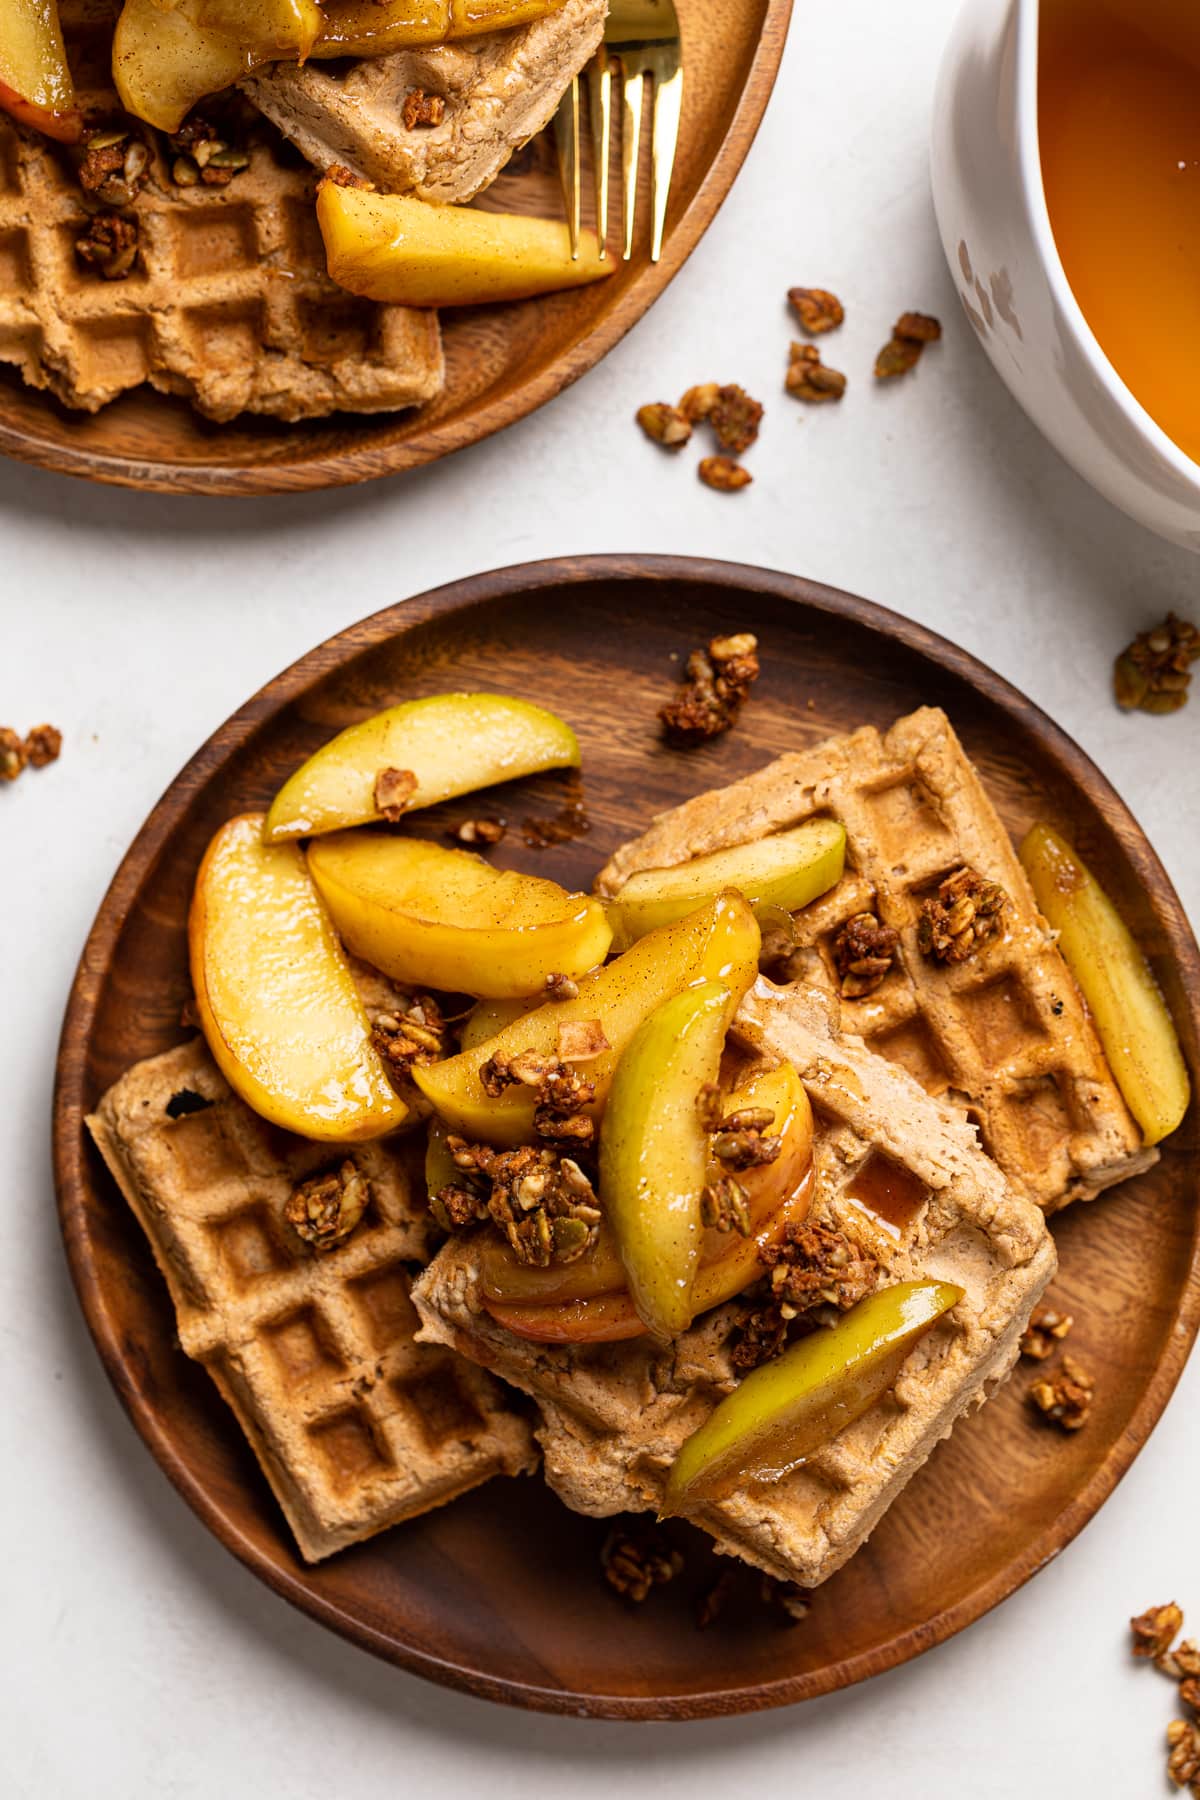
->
87, 1039, 536, 1563
597, 706, 1154, 1213
243, 0, 608, 202
0, 0, 443, 419
412, 982, 1056, 1590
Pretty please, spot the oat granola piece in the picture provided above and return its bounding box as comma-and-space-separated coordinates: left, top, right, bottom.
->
874, 336, 924, 379
324, 161, 375, 190
454, 817, 506, 845
679, 382, 720, 422
1028, 1355, 1093, 1431
1019, 1305, 1074, 1360
168, 116, 250, 188
1114, 614, 1200, 715
374, 765, 418, 821
286, 1159, 370, 1252
1183, 1680, 1200, 1717
1167, 1719, 1200, 1792
542, 971, 579, 1002
659, 632, 761, 743
785, 342, 847, 403
372, 994, 446, 1083
698, 455, 752, 492
788, 287, 844, 335
76, 125, 151, 207
1161, 1643, 1200, 1681
917, 865, 1008, 965
601, 1525, 684, 1602
1132, 1603, 1185, 1661
436, 1137, 601, 1266
75, 211, 138, 280
761, 1219, 879, 1317
402, 87, 446, 129
636, 401, 692, 448
710, 384, 763, 455
731, 1296, 791, 1369
833, 911, 899, 998
24, 723, 62, 769
894, 312, 942, 344
478, 1048, 596, 1144
0, 727, 27, 782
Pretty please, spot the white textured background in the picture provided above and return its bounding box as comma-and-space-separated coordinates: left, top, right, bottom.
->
3, 0, 1198, 1791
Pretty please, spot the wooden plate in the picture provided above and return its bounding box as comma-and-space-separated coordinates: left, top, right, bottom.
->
54, 556, 1200, 1717
0, 1, 789, 496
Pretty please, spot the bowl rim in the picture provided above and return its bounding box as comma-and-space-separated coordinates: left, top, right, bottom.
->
1014, 0, 1200, 491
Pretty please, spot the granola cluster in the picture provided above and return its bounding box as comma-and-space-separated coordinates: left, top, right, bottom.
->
75, 211, 138, 280
832, 911, 899, 998
402, 87, 446, 129
600, 1525, 684, 1603
760, 1219, 879, 1316
479, 1036, 606, 1147
1130, 1604, 1200, 1796
167, 115, 250, 187
875, 313, 942, 380
75, 124, 151, 207
371, 994, 447, 1084
286, 1159, 370, 1252
1028, 1355, 1093, 1431
373, 765, 418, 820
636, 383, 763, 491
659, 633, 761, 745
788, 287, 844, 335
1114, 614, 1200, 715
0, 722, 62, 783
917, 865, 1007, 965
1018, 1305, 1074, 1361
435, 1138, 602, 1266
697, 1082, 782, 1235
786, 342, 846, 403
453, 816, 507, 845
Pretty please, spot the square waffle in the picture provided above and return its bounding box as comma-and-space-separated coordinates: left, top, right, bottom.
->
0, 0, 444, 419
87, 1039, 536, 1562
243, 0, 608, 202
412, 983, 1056, 1590
596, 705, 1154, 1213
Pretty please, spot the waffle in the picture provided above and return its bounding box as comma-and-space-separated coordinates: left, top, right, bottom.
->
597, 705, 1154, 1214
0, 0, 443, 419
87, 1039, 536, 1562
412, 982, 1056, 1589
243, 0, 608, 202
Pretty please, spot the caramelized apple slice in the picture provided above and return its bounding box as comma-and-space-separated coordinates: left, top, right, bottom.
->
307, 833, 611, 998
189, 814, 408, 1141
114, 0, 323, 131
458, 994, 540, 1054
319, 184, 612, 308
605, 820, 847, 951
1020, 822, 1190, 1144
0, 0, 81, 141
265, 693, 579, 842
414, 892, 761, 1144
312, 0, 566, 55
663, 1279, 963, 1510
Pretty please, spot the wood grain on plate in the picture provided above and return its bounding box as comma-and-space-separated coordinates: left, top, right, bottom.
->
0, 0, 789, 496
54, 556, 1200, 1716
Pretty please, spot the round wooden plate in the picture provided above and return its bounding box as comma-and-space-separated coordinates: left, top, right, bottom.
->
0, 0, 789, 496
54, 556, 1200, 1717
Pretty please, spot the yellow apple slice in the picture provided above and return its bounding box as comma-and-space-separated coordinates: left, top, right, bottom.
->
458, 994, 540, 1054
0, 0, 82, 142
1019, 822, 1190, 1144
307, 832, 612, 998
113, 0, 322, 131
189, 814, 408, 1142
663, 1279, 963, 1510
311, 0, 567, 56
319, 184, 612, 309
599, 979, 737, 1340
605, 820, 847, 951
414, 892, 761, 1144
265, 693, 579, 843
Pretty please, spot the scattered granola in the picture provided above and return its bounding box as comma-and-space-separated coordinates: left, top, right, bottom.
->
636, 401, 692, 448
1028, 1355, 1093, 1431
75, 124, 151, 207
832, 911, 899, 998
601, 1525, 684, 1603
1019, 1306, 1074, 1360
659, 633, 760, 743
1132, 1603, 1186, 1661
372, 994, 446, 1082
168, 117, 250, 187
761, 1220, 879, 1318
1161, 1644, 1200, 1682
542, 971, 579, 1002
75, 211, 139, 280
402, 87, 446, 129
710, 384, 763, 455
917, 866, 1007, 964
788, 287, 844, 335
1114, 614, 1200, 715
894, 312, 943, 344
453, 815, 506, 845
679, 382, 720, 422
24, 723, 62, 768
698, 455, 752, 492
785, 342, 847, 403
286, 1159, 370, 1252
0, 727, 27, 782
731, 1298, 791, 1370
1167, 1720, 1200, 1793
435, 1138, 601, 1266
875, 312, 943, 380
479, 1048, 596, 1146
374, 766, 417, 821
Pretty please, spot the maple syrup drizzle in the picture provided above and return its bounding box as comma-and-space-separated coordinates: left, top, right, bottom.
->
845, 1154, 927, 1240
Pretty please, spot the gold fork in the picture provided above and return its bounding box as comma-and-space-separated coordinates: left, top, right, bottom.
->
553, 0, 683, 264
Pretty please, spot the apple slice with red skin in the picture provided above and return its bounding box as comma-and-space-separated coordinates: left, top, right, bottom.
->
0, 0, 82, 142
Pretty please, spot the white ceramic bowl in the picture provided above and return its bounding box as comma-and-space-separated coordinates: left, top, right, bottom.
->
930, 0, 1200, 550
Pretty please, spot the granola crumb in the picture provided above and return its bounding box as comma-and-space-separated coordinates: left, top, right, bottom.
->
761, 1574, 812, 1623
731, 1298, 791, 1370
519, 776, 590, 849
710, 384, 763, 455
454, 816, 506, 845
402, 86, 446, 129
788, 287, 844, 335
371, 994, 446, 1084
894, 311, 942, 343
24, 723, 62, 769
1114, 614, 1200, 715
1160, 1643, 1200, 1682
542, 971, 579, 1002
917, 865, 1007, 964
0, 727, 27, 782
874, 336, 923, 379
832, 911, 898, 998
659, 633, 760, 742
285, 1159, 369, 1252
75, 211, 138, 280
698, 455, 752, 492
785, 341, 847, 403
636, 401, 692, 448
324, 162, 374, 190
1028, 1354, 1094, 1431
1167, 1719, 1200, 1792
1019, 1305, 1074, 1361
679, 382, 721, 422
1132, 1603, 1185, 1661
373, 766, 418, 821
601, 1526, 683, 1603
